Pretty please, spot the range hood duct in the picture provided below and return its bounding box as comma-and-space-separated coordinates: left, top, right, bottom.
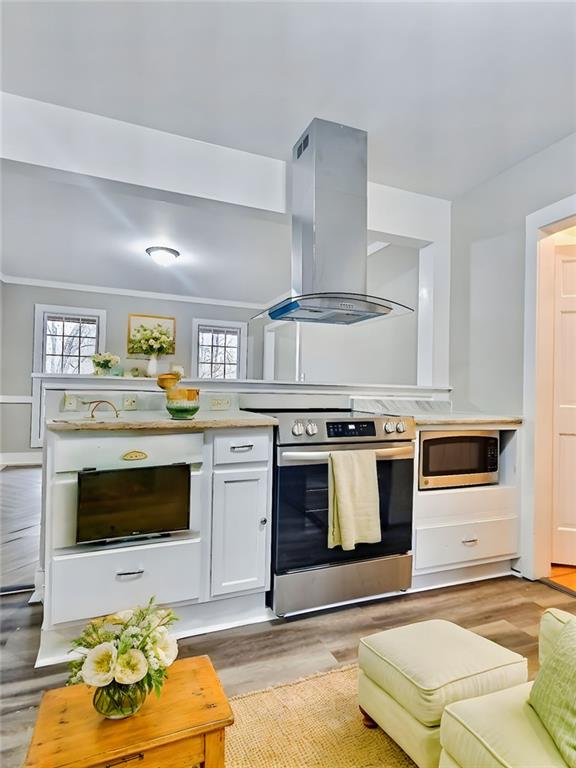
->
259, 118, 413, 325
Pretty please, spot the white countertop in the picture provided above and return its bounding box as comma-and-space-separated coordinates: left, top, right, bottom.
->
351, 398, 522, 426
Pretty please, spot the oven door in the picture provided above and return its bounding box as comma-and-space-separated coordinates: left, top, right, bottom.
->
273, 443, 414, 574
419, 431, 499, 490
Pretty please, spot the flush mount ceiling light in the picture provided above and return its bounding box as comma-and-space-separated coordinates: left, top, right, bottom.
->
146, 246, 180, 267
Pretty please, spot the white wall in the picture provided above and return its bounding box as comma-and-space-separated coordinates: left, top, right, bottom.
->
272, 324, 299, 382
298, 245, 420, 385
368, 183, 451, 387
0, 282, 262, 453
450, 131, 576, 413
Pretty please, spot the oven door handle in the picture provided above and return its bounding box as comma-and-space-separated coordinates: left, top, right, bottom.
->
281, 445, 414, 463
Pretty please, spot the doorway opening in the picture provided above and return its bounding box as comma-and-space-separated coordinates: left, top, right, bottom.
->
534, 220, 576, 597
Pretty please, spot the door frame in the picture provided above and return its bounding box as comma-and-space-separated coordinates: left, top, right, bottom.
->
520, 194, 576, 579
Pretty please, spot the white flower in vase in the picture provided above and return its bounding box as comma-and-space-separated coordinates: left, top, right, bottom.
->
114, 649, 149, 684
81, 642, 118, 687
154, 626, 179, 667
91, 352, 120, 376
68, 597, 179, 719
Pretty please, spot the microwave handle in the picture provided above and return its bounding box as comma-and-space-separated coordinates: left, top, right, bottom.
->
282, 445, 414, 463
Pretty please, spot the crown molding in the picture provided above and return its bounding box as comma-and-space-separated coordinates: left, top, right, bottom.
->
0, 273, 268, 311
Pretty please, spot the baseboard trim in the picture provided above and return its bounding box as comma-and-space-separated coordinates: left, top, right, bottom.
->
0, 452, 42, 467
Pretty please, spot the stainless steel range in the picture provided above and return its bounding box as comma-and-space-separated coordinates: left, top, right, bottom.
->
267, 410, 416, 616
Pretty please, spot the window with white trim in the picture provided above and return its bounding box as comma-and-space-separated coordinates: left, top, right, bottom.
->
33, 304, 107, 374
192, 319, 247, 379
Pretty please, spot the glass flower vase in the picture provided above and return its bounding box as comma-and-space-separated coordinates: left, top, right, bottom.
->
93, 683, 147, 719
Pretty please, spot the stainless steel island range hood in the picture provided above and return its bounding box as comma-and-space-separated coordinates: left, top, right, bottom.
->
258, 118, 413, 325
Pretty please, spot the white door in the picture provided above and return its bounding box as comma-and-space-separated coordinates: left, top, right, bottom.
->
552, 245, 576, 564
211, 468, 269, 596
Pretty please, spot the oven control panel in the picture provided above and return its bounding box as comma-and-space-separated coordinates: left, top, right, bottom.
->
326, 421, 377, 438
272, 412, 417, 444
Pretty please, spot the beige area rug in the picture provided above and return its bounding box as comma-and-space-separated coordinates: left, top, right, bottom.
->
226, 665, 416, 768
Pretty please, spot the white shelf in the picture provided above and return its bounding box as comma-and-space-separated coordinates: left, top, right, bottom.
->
54, 530, 201, 557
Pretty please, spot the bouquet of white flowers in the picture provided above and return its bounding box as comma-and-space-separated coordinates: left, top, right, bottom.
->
128, 324, 175, 357
68, 598, 178, 719
91, 352, 120, 374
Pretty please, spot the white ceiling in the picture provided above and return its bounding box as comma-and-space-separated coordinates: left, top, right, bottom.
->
0, 161, 291, 304
2, 2, 575, 304
0, 161, 412, 303
2, 1, 575, 199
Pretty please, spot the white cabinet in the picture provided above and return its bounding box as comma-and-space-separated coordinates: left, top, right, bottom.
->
53, 433, 203, 473
211, 468, 269, 596
412, 427, 521, 578
51, 538, 202, 624
415, 517, 518, 571
213, 429, 270, 465
39, 424, 274, 666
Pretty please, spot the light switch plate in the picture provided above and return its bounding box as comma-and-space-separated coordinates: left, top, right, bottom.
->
208, 397, 232, 411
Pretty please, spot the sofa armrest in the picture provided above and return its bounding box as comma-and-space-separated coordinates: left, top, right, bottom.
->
539, 608, 575, 666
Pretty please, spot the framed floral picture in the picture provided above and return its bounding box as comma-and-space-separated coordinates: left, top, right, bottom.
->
127, 314, 176, 357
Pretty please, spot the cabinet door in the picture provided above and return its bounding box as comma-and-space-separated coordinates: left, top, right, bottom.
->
211, 468, 269, 596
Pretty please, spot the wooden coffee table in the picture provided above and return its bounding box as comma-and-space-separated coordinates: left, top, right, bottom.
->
24, 655, 234, 768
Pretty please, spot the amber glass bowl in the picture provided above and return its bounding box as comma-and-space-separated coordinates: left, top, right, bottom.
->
156, 372, 182, 390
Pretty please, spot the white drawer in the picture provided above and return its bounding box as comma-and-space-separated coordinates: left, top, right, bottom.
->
53, 432, 203, 473
50, 538, 201, 624
213, 429, 270, 465
415, 517, 518, 571
413, 485, 517, 524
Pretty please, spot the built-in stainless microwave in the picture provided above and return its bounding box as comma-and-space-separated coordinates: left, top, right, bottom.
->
419, 430, 499, 490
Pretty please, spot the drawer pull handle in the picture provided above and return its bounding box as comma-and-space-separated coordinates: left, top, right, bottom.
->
462, 537, 479, 545
116, 569, 145, 578
122, 450, 147, 461
106, 754, 144, 767
230, 444, 254, 452
260, 518, 268, 525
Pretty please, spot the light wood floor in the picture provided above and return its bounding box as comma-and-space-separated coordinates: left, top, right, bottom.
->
0, 467, 41, 591
2, 577, 576, 768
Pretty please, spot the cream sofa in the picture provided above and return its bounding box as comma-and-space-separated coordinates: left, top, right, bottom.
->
439, 607, 574, 768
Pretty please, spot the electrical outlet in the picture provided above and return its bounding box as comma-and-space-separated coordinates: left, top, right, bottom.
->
208, 397, 232, 411
123, 396, 138, 411
63, 394, 77, 411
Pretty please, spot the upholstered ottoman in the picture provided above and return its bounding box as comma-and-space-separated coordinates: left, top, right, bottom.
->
358, 619, 528, 768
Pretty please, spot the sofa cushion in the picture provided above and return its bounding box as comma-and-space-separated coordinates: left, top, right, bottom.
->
441, 682, 567, 768
539, 608, 576, 665
438, 751, 460, 768
530, 618, 576, 768
359, 620, 527, 727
